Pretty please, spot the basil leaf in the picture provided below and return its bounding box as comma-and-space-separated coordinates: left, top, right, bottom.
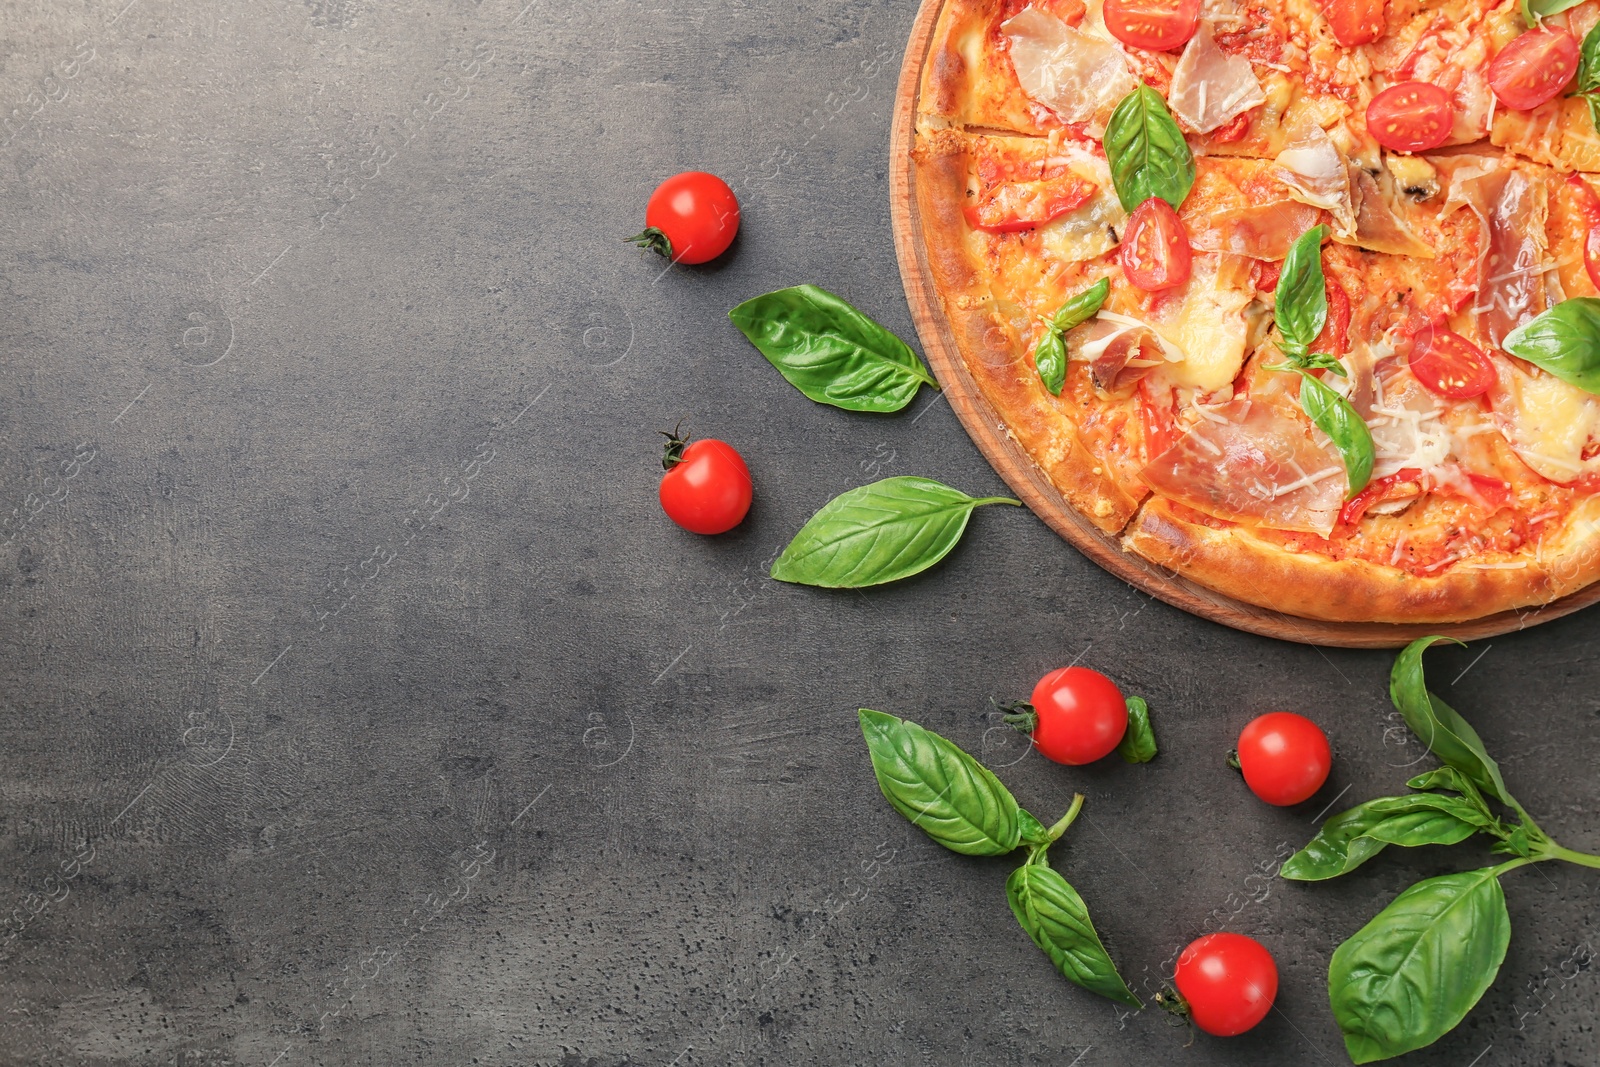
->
1104, 83, 1195, 212
1391, 637, 1514, 807
1329, 868, 1512, 1063
1587, 94, 1600, 141
1275, 225, 1329, 358
1523, 0, 1586, 25
1280, 794, 1494, 882
1503, 297, 1600, 397
1051, 277, 1110, 333
1006, 862, 1143, 1008
771, 477, 1021, 588
1034, 328, 1067, 396
1116, 696, 1157, 764
729, 284, 938, 413
858, 709, 1023, 856
1580, 23, 1600, 91
1406, 767, 1489, 813
1298, 372, 1374, 497
1034, 279, 1109, 396
1018, 809, 1051, 847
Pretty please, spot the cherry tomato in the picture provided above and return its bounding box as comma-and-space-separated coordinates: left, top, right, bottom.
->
1121, 197, 1192, 292
1366, 81, 1455, 153
965, 172, 1098, 233
1317, 0, 1385, 47
1235, 712, 1332, 806
1103, 0, 1200, 51
1209, 110, 1253, 143
1172, 933, 1279, 1037
657, 432, 752, 535
1567, 174, 1600, 293
627, 172, 740, 265
1408, 326, 1496, 399
1022, 667, 1128, 765
1489, 27, 1579, 112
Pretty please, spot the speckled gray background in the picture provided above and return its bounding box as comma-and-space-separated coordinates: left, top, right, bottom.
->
0, 1, 1595, 1064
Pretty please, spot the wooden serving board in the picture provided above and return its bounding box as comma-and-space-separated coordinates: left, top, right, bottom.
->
886, 0, 1600, 648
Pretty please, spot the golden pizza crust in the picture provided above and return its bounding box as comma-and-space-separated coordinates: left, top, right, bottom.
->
1123, 497, 1600, 623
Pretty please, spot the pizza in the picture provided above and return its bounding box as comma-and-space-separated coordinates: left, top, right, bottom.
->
908, 0, 1600, 623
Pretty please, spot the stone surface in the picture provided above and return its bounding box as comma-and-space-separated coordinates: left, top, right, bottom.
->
1, 1, 1597, 1064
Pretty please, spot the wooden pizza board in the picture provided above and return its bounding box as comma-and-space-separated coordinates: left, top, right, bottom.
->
886, 0, 1600, 648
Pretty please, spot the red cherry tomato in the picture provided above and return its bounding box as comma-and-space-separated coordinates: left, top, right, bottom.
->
1173, 933, 1279, 1037
628, 172, 740, 265
1103, 0, 1200, 51
1235, 712, 1332, 806
1408, 326, 1496, 399
1339, 467, 1423, 526
1567, 174, 1600, 293
1024, 667, 1128, 765
1121, 197, 1192, 292
1366, 81, 1455, 153
658, 435, 752, 535
1489, 27, 1579, 112
1317, 0, 1385, 47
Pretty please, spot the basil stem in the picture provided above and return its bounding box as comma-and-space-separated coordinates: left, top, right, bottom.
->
1115, 696, 1156, 764
1034, 278, 1110, 396
1298, 371, 1374, 497
858, 710, 1024, 855
1503, 297, 1600, 397
729, 284, 938, 413
771, 476, 1020, 588
1329, 867, 1512, 1063
1104, 84, 1195, 213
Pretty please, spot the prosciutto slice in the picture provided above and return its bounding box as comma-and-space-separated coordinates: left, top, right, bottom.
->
1004, 8, 1136, 127
1274, 126, 1357, 236
1073, 316, 1163, 395
1184, 200, 1323, 260
1455, 168, 1548, 348
1167, 21, 1267, 134
1139, 398, 1347, 535
1349, 167, 1435, 259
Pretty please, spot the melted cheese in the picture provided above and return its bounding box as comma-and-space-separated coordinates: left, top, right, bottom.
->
1496, 366, 1600, 483
1148, 258, 1254, 392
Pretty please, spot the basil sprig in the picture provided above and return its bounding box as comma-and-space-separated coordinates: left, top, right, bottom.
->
1575, 23, 1600, 134
1271, 226, 1374, 496
858, 711, 1142, 1008
1034, 278, 1110, 396
1503, 297, 1600, 397
770, 477, 1019, 588
1104, 84, 1195, 213
1283, 637, 1600, 1063
729, 284, 939, 413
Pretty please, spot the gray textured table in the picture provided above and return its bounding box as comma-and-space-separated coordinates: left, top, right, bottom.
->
1, 1, 1596, 1064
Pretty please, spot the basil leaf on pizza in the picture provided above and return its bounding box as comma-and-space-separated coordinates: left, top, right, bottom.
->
1274, 225, 1329, 361
1521, 0, 1586, 26
1034, 278, 1109, 396
1104, 84, 1195, 212
771, 477, 1021, 588
729, 285, 939, 413
1504, 297, 1600, 396
1580, 22, 1600, 91
1298, 371, 1374, 496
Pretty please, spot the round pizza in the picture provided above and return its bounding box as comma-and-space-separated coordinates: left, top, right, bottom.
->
908, 0, 1600, 623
